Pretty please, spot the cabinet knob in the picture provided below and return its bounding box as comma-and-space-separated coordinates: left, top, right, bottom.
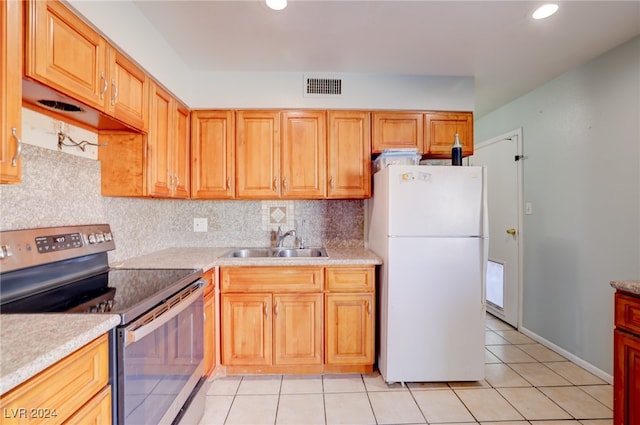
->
506, 228, 517, 235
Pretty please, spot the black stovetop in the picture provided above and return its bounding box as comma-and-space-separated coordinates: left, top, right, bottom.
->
0, 267, 202, 324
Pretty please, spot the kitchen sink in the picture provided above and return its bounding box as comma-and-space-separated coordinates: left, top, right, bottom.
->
221, 247, 328, 258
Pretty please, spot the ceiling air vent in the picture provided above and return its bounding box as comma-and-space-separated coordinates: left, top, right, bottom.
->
304, 75, 342, 97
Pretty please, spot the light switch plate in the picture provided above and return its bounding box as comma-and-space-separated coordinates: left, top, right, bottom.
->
525, 202, 533, 215
193, 218, 208, 232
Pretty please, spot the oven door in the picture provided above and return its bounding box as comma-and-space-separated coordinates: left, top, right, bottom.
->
116, 281, 204, 425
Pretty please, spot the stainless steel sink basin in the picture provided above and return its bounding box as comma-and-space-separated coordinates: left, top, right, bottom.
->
222, 247, 328, 258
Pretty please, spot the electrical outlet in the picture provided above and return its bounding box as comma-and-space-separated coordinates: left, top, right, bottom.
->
193, 218, 208, 232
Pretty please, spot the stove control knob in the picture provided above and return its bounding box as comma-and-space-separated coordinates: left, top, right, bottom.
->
88, 234, 97, 244
0, 245, 12, 259
96, 233, 105, 243
104, 232, 113, 241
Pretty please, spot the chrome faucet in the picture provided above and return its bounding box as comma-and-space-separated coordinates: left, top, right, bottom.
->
276, 226, 297, 247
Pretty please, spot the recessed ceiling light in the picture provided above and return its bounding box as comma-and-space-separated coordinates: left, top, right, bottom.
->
532, 3, 559, 20
266, 0, 287, 11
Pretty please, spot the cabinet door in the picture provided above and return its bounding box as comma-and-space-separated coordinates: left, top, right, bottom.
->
281, 110, 326, 198
0, 0, 22, 184
325, 293, 374, 365
172, 102, 191, 198
25, 0, 108, 111
614, 329, 640, 425
424, 111, 474, 157
236, 110, 280, 199
147, 82, 173, 197
191, 110, 235, 199
327, 111, 371, 198
273, 294, 323, 365
222, 293, 272, 366
372, 111, 424, 153
108, 47, 149, 131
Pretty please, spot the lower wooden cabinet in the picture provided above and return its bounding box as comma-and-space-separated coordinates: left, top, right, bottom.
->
222, 293, 273, 367
273, 293, 323, 366
203, 268, 217, 376
614, 291, 640, 425
325, 266, 375, 372
0, 334, 111, 424
220, 265, 375, 375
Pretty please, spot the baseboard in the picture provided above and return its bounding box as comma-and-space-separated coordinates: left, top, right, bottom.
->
518, 325, 613, 384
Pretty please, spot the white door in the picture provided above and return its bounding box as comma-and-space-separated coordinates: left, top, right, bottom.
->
469, 130, 523, 328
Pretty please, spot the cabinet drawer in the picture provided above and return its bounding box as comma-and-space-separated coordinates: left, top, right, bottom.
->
615, 292, 640, 335
326, 266, 375, 292
0, 334, 109, 424
221, 266, 323, 292
64, 386, 112, 425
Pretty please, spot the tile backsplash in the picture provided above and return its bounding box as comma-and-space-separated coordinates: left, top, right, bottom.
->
0, 145, 365, 263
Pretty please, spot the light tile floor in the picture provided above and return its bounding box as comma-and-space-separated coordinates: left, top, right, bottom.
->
197, 314, 612, 425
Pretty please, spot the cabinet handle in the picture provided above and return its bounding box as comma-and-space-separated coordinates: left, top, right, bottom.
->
273, 177, 279, 192
10, 128, 22, 167
329, 176, 335, 189
100, 71, 108, 100
110, 79, 118, 106
264, 303, 269, 318
274, 301, 279, 317
226, 176, 231, 190
282, 177, 288, 191
366, 300, 371, 315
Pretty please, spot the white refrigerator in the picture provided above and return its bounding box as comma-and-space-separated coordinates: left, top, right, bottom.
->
368, 165, 488, 384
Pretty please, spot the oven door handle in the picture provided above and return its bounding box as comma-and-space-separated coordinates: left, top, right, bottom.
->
124, 281, 204, 346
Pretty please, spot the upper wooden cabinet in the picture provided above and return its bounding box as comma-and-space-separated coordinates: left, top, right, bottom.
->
236, 110, 326, 199
372, 110, 474, 158
191, 110, 235, 199
372, 111, 424, 153
0, 0, 22, 184
236, 110, 280, 198
147, 82, 190, 198
424, 111, 473, 157
25, 0, 107, 110
281, 110, 326, 198
327, 111, 371, 199
107, 49, 149, 132
24, 0, 149, 132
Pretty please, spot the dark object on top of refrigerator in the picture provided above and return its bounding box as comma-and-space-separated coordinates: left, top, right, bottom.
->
451, 133, 463, 166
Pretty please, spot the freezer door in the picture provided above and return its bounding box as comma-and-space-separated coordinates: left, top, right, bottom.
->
384, 165, 485, 237
378, 236, 486, 383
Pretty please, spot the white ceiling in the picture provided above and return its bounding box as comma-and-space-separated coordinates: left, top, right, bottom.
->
132, 0, 640, 116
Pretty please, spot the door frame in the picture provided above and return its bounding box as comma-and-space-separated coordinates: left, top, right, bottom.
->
474, 128, 524, 329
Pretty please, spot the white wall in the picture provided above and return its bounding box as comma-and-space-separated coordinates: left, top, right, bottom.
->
475, 36, 640, 377
66, 1, 474, 111
189, 72, 474, 110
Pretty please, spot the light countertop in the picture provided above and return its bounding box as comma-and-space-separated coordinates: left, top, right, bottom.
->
111, 246, 382, 270
0, 314, 121, 395
611, 280, 640, 296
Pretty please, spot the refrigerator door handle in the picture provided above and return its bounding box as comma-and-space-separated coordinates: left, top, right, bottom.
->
481, 166, 489, 307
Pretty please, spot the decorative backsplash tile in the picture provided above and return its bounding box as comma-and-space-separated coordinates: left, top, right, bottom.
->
261, 200, 294, 231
